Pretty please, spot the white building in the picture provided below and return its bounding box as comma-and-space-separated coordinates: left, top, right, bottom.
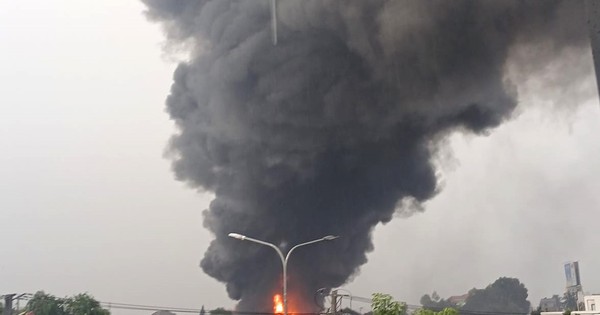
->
583, 295, 600, 312
541, 295, 600, 315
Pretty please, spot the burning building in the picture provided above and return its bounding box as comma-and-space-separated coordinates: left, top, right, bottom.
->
140, 0, 592, 313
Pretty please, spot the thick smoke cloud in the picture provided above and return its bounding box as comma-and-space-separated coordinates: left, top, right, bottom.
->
140, 1, 588, 312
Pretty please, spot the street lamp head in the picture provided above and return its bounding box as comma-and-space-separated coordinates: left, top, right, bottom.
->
322, 235, 339, 241
228, 233, 246, 240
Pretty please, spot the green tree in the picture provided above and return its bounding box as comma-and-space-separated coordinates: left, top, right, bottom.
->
438, 309, 458, 315
26, 292, 66, 315
209, 308, 232, 315
562, 291, 578, 311
420, 292, 457, 311
531, 306, 542, 315
26, 291, 109, 315
371, 293, 407, 315
414, 308, 458, 315
462, 277, 530, 315
63, 294, 109, 315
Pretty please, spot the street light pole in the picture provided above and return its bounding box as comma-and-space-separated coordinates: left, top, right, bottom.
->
270, 0, 278, 45
228, 233, 339, 315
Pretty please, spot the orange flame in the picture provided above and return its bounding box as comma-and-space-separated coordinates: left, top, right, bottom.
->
273, 294, 284, 314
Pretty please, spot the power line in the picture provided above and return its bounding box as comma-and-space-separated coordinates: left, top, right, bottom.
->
5, 292, 535, 315
334, 293, 530, 315
100, 301, 200, 312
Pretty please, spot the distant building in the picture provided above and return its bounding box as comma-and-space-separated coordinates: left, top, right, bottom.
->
541, 262, 600, 315
583, 295, 600, 312
539, 295, 562, 312
542, 295, 600, 315
565, 262, 582, 289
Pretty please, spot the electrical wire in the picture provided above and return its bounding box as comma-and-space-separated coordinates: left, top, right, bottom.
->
5, 292, 537, 315
327, 293, 531, 315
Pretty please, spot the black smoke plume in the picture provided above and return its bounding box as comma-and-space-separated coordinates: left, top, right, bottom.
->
140, 1, 588, 312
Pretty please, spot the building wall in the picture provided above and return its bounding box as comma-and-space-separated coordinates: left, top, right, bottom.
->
540, 296, 562, 312
584, 295, 600, 312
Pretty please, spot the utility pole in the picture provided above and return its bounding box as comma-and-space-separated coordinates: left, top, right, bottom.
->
3, 294, 16, 315
270, 0, 278, 45
331, 290, 338, 315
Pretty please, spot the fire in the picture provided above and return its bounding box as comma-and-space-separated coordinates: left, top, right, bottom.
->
273, 294, 284, 314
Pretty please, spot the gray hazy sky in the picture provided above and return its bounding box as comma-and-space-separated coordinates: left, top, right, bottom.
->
1, 1, 599, 314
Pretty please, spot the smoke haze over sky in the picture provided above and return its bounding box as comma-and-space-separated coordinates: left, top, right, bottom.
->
1, 1, 600, 314
141, 0, 595, 311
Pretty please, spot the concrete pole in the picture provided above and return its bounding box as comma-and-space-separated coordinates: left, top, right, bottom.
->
331, 290, 338, 315
4, 294, 16, 315
271, 0, 278, 45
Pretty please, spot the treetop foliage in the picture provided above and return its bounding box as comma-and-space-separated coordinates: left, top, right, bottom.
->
25, 291, 109, 315
420, 291, 458, 311
372, 293, 407, 315
210, 308, 232, 315
420, 277, 531, 315
414, 308, 459, 315
463, 277, 530, 314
